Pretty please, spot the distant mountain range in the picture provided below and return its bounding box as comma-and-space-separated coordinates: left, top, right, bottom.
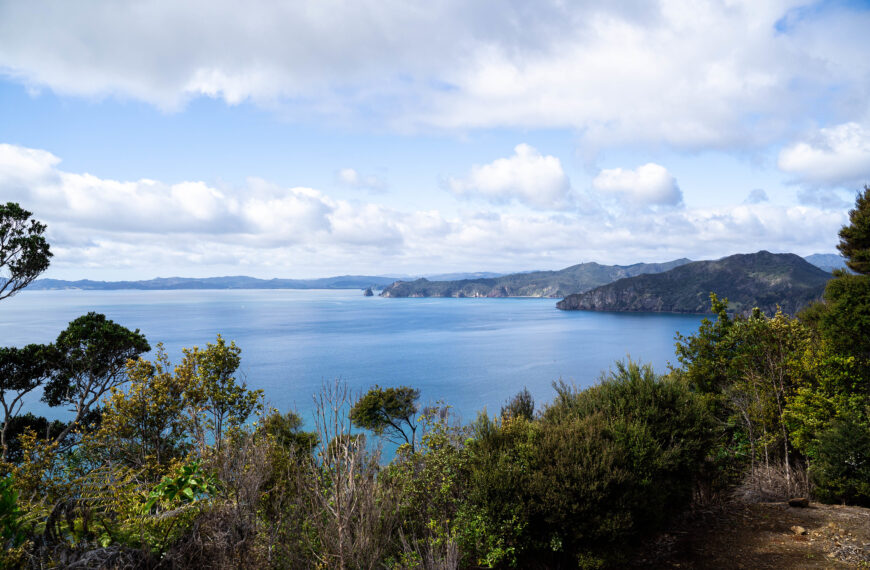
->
26, 275, 401, 291
380, 259, 693, 298
556, 251, 832, 315
23, 253, 841, 294
803, 253, 848, 273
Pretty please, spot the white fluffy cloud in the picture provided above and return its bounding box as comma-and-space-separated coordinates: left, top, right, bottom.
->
0, 143, 848, 279
778, 122, 870, 188
592, 163, 682, 207
447, 144, 572, 210
1, 1, 868, 149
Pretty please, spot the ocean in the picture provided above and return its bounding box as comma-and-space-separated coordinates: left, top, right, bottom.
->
0, 289, 707, 426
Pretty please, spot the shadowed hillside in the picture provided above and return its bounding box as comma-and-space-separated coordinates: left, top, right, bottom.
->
556, 251, 831, 315
380, 258, 691, 298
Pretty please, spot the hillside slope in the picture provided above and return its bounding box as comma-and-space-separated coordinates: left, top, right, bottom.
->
556, 251, 830, 315
380, 259, 691, 298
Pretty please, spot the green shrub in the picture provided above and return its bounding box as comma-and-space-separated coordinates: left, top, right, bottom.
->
810, 415, 870, 506
464, 360, 712, 567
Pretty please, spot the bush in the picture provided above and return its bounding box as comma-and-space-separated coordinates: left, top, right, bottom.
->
811, 415, 870, 506
464, 360, 712, 568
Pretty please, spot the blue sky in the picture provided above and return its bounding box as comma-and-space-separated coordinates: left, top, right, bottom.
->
0, 0, 868, 280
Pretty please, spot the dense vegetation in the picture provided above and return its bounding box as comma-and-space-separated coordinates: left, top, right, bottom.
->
1, 189, 869, 568
557, 251, 832, 315
380, 259, 691, 298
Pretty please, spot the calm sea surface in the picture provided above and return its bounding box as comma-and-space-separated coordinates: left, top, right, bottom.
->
0, 289, 706, 425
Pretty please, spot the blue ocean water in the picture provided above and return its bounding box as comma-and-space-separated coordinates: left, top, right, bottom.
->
0, 289, 706, 425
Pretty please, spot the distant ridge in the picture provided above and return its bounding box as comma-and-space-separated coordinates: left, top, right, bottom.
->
556, 251, 831, 315
803, 253, 848, 273
380, 259, 692, 298
26, 275, 401, 291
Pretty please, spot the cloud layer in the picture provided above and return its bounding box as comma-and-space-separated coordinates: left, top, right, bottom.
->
1, 1, 868, 151
0, 143, 847, 279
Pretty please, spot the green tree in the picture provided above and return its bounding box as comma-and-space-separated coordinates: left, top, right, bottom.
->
90, 345, 190, 473
42, 312, 150, 446
178, 335, 262, 454
500, 387, 534, 421
837, 185, 870, 274
0, 202, 52, 301
0, 344, 52, 461
349, 385, 420, 452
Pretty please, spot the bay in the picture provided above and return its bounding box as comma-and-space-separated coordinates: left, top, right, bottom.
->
0, 289, 706, 425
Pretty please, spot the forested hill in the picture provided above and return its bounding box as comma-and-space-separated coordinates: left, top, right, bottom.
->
380, 259, 692, 298
26, 275, 401, 291
556, 251, 832, 315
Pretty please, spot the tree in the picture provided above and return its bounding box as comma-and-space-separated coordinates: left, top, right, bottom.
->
42, 312, 150, 445
178, 335, 262, 454
0, 344, 52, 461
837, 185, 870, 274
0, 202, 52, 301
500, 387, 534, 421
820, 187, 870, 359
91, 345, 190, 473
349, 385, 420, 452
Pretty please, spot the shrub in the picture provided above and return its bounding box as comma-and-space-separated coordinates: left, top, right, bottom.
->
464, 360, 712, 568
810, 415, 870, 506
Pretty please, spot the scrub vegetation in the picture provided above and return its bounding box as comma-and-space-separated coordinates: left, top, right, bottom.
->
1, 188, 869, 568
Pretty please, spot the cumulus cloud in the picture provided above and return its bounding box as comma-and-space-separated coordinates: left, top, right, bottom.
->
0, 1, 868, 149
778, 122, 870, 188
336, 168, 385, 191
592, 163, 682, 207
447, 144, 572, 210
0, 143, 848, 279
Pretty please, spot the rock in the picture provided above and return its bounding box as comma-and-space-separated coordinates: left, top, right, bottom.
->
790, 525, 808, 535
788, 497, 810, 508
363, 287, 374, 296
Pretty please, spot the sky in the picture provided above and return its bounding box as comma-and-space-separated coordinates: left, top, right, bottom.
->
0, 0, 868, 280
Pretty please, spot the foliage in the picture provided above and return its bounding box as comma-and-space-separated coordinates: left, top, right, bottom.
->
460, 361, 711, 568
42, 312, 150, 446
257, 408, 318, 455
0, 202, 52, 301
675, 297, 817, 498
533, 361, 711, 566
673, 293, 734, 396
350, 384, 420, 452
91, 345, 190, 475
384, 405, 471, 567
0, 343, 53, 461
819, 272, 870, 359
500, 387, 534, 421
837, 185, 870, 274
143, 460, 219, 514
0, 474, 27, 548
810, 415, 870, 506
178, 335, 263, 454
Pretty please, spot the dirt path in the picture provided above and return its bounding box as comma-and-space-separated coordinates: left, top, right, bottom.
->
636, 501, 870, 568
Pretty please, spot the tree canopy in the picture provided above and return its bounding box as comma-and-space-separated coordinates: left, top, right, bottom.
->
0, 202, 52, 301
349, 385, 420, 452
42, 312, 150, 444
837, 185, 870, 274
